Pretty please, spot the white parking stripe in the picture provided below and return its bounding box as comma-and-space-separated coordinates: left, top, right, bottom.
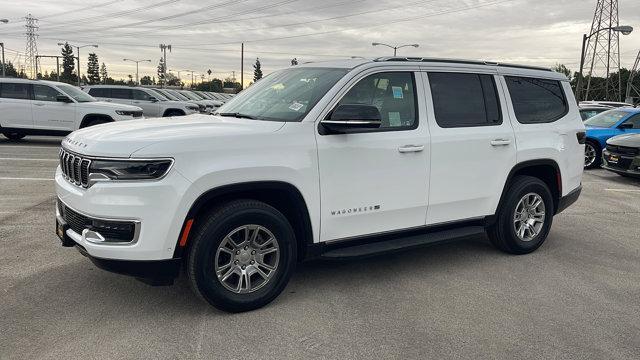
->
0, 157, 59, 161
604, 188, 640, 193
0, 177, 54, 181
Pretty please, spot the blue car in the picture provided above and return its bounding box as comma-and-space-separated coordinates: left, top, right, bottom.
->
584, 107, 640, 168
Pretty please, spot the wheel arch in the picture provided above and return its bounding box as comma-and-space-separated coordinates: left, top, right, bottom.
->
491, 159, 562, 223
173, 181, 314, 262
80, 114, 114, 128
162, 108, 186, 117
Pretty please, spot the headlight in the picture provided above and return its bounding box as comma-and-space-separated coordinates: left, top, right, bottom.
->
115, 110, 134, 116
89, 159, 173, 182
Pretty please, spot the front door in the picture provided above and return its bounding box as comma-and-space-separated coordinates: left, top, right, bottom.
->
132, 89, 161, 117
422, 70, 516, 225
32, 84, 75, 131
316, 70, 430, 241
0, 82, 33, 129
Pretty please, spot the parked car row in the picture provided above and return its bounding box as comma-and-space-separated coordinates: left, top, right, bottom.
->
583, 107, 640, 168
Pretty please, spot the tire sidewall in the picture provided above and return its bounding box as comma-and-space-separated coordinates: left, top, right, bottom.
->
189, 205, 296, 311
500, 180, 554, 253
585, 140, 601, 169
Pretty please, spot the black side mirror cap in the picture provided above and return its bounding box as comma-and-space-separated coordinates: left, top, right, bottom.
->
56, 95, 73, 103
320, 104, 382, 134
619, 122, 634, 129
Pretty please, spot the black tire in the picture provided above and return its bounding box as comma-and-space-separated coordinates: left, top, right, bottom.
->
187, 199, 296, 312
584, 140, 601, 169
2, 132, 26, 140
82, 118, 110, 128
487, 175, 554, 255
163, 110, 185, 117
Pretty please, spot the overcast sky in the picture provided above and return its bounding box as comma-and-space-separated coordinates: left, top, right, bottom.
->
1, 0, 639, 85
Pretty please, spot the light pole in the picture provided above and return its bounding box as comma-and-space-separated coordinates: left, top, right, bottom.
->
58, 42, 98, 86
576, 25, 633, 102
372, 42, 419, 56
182, 69, 195, 88
123, 58, 151, 85
169, 69, 181, 84
0, 19, 7, 77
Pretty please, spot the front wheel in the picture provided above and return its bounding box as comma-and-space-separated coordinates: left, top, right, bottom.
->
487, 175, 554, 254
2, 132, 26, 141
187, 200, 296, 312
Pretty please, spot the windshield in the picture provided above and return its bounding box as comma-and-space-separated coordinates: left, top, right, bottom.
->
180, 91, 201, 101
146, 89, 169, 101
216, 67, 348, 122
584, 109, 629, 128
168, 90, 190, 101
57, 84, 96, 103
157, 89, 179, 101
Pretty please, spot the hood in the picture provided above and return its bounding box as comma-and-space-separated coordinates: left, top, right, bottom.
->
76, 101, 142, 111
606, 133, 640, 147
62, 114, 286, 157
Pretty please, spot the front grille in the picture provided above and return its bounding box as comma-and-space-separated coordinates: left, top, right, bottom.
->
607, 158, 633, 170
59, 148, 91, 187
606, 144, 639, 157
58, 201, 136, 242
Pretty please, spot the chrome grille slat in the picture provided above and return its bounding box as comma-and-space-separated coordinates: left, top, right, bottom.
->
59, 148, 91, 188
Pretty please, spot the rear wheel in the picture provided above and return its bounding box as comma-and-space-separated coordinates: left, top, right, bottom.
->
2, 132, 26, 141
584, 140, 601, 169
82, 118, 110, 128
187, 200, 296, 312
487, 176, 554, 254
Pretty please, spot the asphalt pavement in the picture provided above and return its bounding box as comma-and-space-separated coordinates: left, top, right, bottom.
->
1, 136, 639, 359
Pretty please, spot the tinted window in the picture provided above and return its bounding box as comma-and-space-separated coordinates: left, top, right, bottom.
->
0, 83, 31, 100
88, 88, 110, 97
111, 88, 132, 99
33, 85, 63, 102
132, 89, 152, 101
505, 76, 567, 123
337, 72, 417, 129
428, 72, 501, 128
622, 114, 640, 129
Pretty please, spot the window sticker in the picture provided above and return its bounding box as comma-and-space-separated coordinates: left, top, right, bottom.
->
289, 101, 304, 111
388, 112, 401, 127
392, 86, 404, 99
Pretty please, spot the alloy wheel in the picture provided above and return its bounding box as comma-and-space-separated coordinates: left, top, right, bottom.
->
513, 193, 546, 242
584, 143, 596, 167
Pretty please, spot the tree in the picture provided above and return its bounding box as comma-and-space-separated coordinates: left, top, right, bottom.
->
165, 72, 181, 86
99, 63, 108, 84
140, 76, 154, 85
553, 63, 572, 81
291, 58, 298, 66
157, 57, 166, 86
253, 57, 262, 82
60, 42, 76, 84
195, 78, 223, 92
2, 61, 19, 77
127, 74, 134, 85
87, 53, 100, 84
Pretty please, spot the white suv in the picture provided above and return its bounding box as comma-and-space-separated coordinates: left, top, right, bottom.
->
0, 79, 143, 140
55, 58, 584, 312
84, 85, 200, 118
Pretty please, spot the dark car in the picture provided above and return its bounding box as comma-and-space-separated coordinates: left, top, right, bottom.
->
602, 133, 640, 178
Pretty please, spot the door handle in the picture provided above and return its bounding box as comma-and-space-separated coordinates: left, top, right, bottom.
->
490, 139, 511, 146
398, 145, 424, 153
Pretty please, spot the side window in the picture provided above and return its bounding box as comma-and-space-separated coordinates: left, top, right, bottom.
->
337, 72, 417, 130
0, 83, 31, 100
88, 88, 110, 97
622, 114, 640, 129
428, 72, 501, 128
132, 89, 152, 101
111, 88, 132, 99
505, 76, 568, 124
33, 85, 63, 102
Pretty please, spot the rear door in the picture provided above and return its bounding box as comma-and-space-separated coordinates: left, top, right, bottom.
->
87, 87, 112, 102
109, 88, 134, 107
32, 84, 75, 131
0, 82, 33, 129
421, 70, 516, 225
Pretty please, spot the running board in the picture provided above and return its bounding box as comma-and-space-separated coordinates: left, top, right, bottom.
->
320, 226, 485, 259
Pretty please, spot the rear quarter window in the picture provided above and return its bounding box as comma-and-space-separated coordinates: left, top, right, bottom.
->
505, 76, 568, 124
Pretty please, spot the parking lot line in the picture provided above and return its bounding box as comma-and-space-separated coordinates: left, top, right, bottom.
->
604, 188, 640, 193
0, 177, 54, 181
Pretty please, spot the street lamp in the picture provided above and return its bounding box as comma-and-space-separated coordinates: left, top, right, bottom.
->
372, 42, 419, 56
123, 58, 151, 85
182, 69, 195, 88
58, 42, 98, 86
169, 69, 181, 82
0, 19, 7, 77
576, 25, 633, 102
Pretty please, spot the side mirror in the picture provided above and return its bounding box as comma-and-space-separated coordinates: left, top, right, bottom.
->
619, 122, 633, 130
149, 96, 158, 102
320, 104, 382, 134
56, 95, 73, 103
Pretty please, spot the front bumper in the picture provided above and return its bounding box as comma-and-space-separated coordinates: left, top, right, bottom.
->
602, 149, 640, 177
54, 165, 196, 261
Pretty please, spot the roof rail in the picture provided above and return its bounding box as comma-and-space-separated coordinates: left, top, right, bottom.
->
373, 57, 552, 72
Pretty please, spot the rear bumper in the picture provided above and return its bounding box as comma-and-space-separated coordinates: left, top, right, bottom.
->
556, 185, 581, 214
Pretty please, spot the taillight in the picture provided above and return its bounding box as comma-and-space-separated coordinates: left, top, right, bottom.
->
576, 131, 586, 144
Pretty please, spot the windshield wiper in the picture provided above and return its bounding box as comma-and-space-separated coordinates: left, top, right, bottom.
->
216, 112, 257, 119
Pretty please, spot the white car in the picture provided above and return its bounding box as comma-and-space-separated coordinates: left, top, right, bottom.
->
0, 78, 143, 140
55, 57, 584, 312
84, 85, 200, 118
